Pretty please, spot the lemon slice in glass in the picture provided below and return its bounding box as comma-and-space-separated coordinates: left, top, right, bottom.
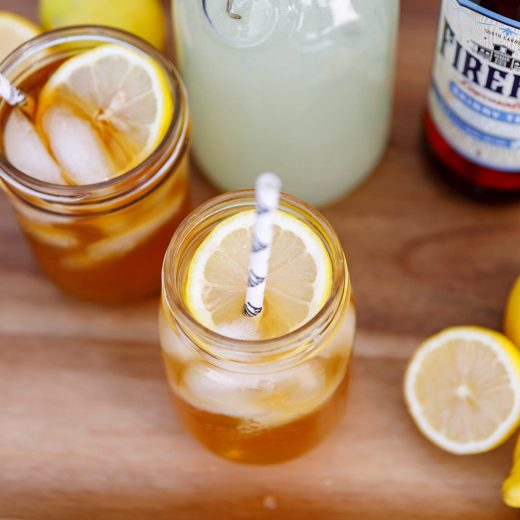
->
0, 12, 40, 61
184, 210, 333, 340
404, 326, 520, 455
36, 43, 173, 183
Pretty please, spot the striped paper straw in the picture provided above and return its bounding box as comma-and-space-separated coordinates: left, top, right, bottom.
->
243, 172, 282, 318
0, 73, 25, 106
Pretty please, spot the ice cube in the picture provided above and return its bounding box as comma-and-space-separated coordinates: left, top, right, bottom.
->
179, 362, 270, 420
41, 104, 116, 185
272, 359, 328, 417
10, 197, 79, 247
320, 305, 356, 359
61, 189, 185, 269
159, 306, 197, 365
178, 358, 327, 428
25, 223, 79, 248
215, 317, 262, 341
3, 109, 65, 184
160, 308, 199, 386
203, 0, 276, 47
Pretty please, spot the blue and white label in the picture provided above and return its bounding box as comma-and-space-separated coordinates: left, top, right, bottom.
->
429, 0, 520, 171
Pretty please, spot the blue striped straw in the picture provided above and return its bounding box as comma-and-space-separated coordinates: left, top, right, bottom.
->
243, 172, 282, 318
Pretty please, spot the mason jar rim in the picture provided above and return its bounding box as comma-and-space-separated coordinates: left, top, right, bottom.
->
0, 25, 188, 207
162, 190, 351, 369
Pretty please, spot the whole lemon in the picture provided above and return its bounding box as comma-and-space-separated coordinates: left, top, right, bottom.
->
505, 276, 520, 349
0, 12, 40, 61
40, 0, 166, 50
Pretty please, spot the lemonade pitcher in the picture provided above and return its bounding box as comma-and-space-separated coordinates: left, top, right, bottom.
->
172, 0, 399, 206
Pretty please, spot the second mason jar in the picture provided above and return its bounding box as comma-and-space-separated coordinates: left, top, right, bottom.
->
0, 27, 190, 302
173, 0, 399, 206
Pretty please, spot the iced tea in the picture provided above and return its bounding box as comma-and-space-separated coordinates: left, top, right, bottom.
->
160, 191, 355, 464
0, 27, 190, 302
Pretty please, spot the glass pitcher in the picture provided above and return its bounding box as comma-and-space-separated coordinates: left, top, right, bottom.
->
172, 0, 399, 206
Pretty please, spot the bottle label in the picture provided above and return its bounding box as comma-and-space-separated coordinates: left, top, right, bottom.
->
429, 0, 520, 171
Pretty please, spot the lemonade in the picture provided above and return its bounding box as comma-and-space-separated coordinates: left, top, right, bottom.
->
0, 27, 190, 302
173, 0, 399, 206
160, 191, 355, 464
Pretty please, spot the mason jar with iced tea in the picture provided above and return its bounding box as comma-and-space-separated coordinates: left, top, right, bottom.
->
160, 189, 356, 464
0, 27, 190, 302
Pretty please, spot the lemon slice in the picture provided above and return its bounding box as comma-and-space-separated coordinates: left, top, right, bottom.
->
184, 210, 333, 340
505, 276, 520, 348
404, 326, 520, 455
0, 12, 40, 61
37, 43, 173, 181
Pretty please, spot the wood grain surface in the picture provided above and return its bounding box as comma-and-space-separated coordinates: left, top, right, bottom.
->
2, 1, 520, 519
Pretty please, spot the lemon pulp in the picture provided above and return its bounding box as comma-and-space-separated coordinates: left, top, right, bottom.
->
184, 210, 333, 340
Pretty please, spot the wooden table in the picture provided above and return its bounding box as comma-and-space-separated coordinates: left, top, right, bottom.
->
1, 1, 520, 518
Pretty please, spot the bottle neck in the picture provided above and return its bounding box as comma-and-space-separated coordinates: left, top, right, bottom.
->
474, 1, 520, 21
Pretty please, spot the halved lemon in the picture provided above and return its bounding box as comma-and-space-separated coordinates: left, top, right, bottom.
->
404, 326, 520, 455
36, 43, 173, 182
184, 210, 333, 340
505, 276, 520, 348
0, 12, 40, 61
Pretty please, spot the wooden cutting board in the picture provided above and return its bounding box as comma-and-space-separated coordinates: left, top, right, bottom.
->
1, 1, 520, 518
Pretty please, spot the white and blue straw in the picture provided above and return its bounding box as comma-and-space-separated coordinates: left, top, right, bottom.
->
243, 172, 282, 318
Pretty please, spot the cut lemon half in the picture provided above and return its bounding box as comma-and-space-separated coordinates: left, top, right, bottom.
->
505, 276, 520, 349
37, 44, 173, 180
0, 12, 40, 61
184, 210, 333, 340
404, 326, 520, 455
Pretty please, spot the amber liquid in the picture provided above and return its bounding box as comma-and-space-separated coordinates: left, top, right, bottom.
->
473, 0, 520, 19
160, 304, 355, 464
24, 180, 191, 303
1, 59, 190, 302
425, 0, 520, 199
169, 363, 350, 465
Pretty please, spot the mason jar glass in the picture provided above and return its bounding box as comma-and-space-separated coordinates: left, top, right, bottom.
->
0, 27, 191, 303
160, 190, 356, 464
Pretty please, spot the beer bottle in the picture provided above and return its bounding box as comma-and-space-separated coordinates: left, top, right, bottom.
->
425, 0, 520, 198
